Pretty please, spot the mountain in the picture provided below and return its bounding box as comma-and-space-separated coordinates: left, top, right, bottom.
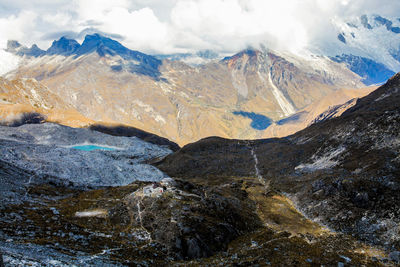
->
331, 54, 395, 85
0, 76, 179, 150
7, 34, 162, 79
6, 40, 46, 57
5, 34, 366, 145
322, 14, 400, 84
156, 72, 400, 257
46, 36, 80, 56
0, 74, 398, 265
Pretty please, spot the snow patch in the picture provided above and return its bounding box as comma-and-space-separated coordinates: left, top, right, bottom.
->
375, 87, 399, 102
295, 146, 346, 171
75, 209, 107, 218
132, 99, 166, 124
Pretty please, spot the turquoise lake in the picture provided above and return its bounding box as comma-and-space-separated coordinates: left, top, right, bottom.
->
71, 145, 116, 151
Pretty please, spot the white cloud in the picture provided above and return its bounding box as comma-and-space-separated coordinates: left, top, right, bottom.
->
0, 0, 399, 55
0, 11, 38, 47
99, 7, 169, 52
0, 49, 19, 75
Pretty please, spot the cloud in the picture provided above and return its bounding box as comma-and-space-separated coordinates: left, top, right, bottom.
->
0, 0, 399, 55
169, 0, 309, 53
0, 49, 19, 75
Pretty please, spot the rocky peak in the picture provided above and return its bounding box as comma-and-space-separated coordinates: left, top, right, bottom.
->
6, 41, 45, 57
223, 49, 260, 63
73, 33, 162, 78
46, 36, 81, 56
76, 33, 131, 59
76, 33, 115, 56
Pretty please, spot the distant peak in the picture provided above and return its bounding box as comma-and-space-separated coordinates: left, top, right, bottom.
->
47, 36, 80, 56
7, 40, 22, 50
222, 49, 261, 62
82, 33, 107, 42
6, 40, 45, 57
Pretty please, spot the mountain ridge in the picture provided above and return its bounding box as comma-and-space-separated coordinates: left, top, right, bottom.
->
6, 33, 162, 79
4, 34, 369, 145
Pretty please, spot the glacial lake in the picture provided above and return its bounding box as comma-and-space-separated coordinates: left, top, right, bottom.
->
71, 145, 116, 151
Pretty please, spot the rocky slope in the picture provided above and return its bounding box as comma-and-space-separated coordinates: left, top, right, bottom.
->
0, 123, 171, 187
0, 160, 392, 266
157, 72, 400, 258
0, 76, 93, 127
4, 34, 366, 145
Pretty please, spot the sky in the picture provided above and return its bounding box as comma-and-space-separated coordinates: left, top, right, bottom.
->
0, 0, 400, 57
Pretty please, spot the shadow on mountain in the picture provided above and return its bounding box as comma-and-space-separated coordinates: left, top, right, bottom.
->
0, 112, 46, 127
233, 111, 273, 130
89, 123, 180, 152
276, 111, 307, 125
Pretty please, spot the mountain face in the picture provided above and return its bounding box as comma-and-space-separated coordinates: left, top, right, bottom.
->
46, 37, 80, 56
157, 73, 400, 254
326, 14, 400, 84
5, 34, 365, 145
331, 54, 395, 85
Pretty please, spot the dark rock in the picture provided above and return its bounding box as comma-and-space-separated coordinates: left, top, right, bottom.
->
0, 112, 46, 127
338, 33, 347, 44
185, 238, 205, 258
389, 251, 400, 263
352, 192, 369, 208
89, 123, 180, 152
312, 180, 325, 192
374, 16, 400, 34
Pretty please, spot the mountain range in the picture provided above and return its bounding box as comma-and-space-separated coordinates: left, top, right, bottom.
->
3, 33, 373, 145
